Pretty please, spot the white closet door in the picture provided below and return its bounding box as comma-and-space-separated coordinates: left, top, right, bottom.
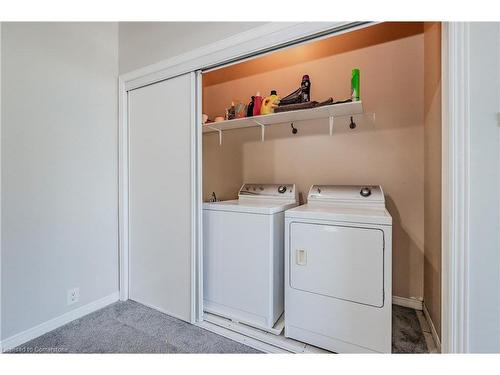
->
128, 73, 194, 322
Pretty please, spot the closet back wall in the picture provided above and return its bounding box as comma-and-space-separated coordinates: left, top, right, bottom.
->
202, 23, 425, 300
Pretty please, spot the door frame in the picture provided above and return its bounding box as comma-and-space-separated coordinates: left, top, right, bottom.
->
0, 22, 3, 350
440, 22, 471, 354
117, 21, 467, 350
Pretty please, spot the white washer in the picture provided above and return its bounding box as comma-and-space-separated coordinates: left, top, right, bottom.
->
203, 183, 298, 332
285, 185, 392, 353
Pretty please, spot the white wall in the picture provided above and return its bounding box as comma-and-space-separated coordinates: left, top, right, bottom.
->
468, 22, 500, 353
118, 22, 265, 74
1, 23, 119, 341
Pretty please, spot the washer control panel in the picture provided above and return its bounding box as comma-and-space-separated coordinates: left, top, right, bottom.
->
239, 183, 296, 199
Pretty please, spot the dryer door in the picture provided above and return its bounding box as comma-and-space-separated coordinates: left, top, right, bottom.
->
289, 222, 384, 307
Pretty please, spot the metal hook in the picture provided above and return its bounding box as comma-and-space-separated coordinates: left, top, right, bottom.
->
291, 122, 298, 134
349, 116, 356, 130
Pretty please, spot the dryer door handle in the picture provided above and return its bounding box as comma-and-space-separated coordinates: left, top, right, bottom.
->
296, 249, 307, 266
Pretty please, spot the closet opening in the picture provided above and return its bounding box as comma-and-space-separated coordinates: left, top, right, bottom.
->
198, 22, 442, 353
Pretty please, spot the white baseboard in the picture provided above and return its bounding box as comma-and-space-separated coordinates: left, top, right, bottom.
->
392, 295, 423, 310
423, 302, 442, 353
0, 291, 119, 352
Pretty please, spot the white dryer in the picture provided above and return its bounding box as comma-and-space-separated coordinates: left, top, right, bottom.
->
284, 185, 392, 353
203, 183, 298, 332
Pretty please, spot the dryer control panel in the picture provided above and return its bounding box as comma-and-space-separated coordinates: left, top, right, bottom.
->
239, 183, 297, 201
308, 185, 385, 207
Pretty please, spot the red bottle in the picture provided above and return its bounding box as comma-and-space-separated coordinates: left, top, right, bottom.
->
253, 92, 263, 116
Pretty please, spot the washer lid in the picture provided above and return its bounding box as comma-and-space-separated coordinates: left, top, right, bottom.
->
285, 204, 392, 226
204, 199, 298, 215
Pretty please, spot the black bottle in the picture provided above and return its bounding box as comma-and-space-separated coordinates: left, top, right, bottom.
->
247, 96, 255, 117
300, 75, 311, 102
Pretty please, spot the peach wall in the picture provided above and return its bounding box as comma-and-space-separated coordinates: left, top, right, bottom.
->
203, 23, 425, 300
423, 22, 442, 338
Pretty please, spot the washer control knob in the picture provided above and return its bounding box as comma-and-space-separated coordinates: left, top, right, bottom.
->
360, 187, 372, 197
278, 185, 287, 194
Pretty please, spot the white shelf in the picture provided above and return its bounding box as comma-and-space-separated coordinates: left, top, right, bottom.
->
202, 101, 363, 134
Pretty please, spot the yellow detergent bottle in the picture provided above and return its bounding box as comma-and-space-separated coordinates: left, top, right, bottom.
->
260, 90, 280, 115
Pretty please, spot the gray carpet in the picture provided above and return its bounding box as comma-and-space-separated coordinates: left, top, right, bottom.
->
9, 301, 429, 354
392, 305, 429, 353
9, 300, 259, 354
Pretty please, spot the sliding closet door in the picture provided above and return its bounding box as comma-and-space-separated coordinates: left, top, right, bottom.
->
128, 73, 194, 322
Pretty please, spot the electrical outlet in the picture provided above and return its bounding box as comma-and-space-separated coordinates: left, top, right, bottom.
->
67, 287, 79, 305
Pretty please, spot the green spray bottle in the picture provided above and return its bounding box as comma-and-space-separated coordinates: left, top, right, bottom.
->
351, 68, 360, 101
